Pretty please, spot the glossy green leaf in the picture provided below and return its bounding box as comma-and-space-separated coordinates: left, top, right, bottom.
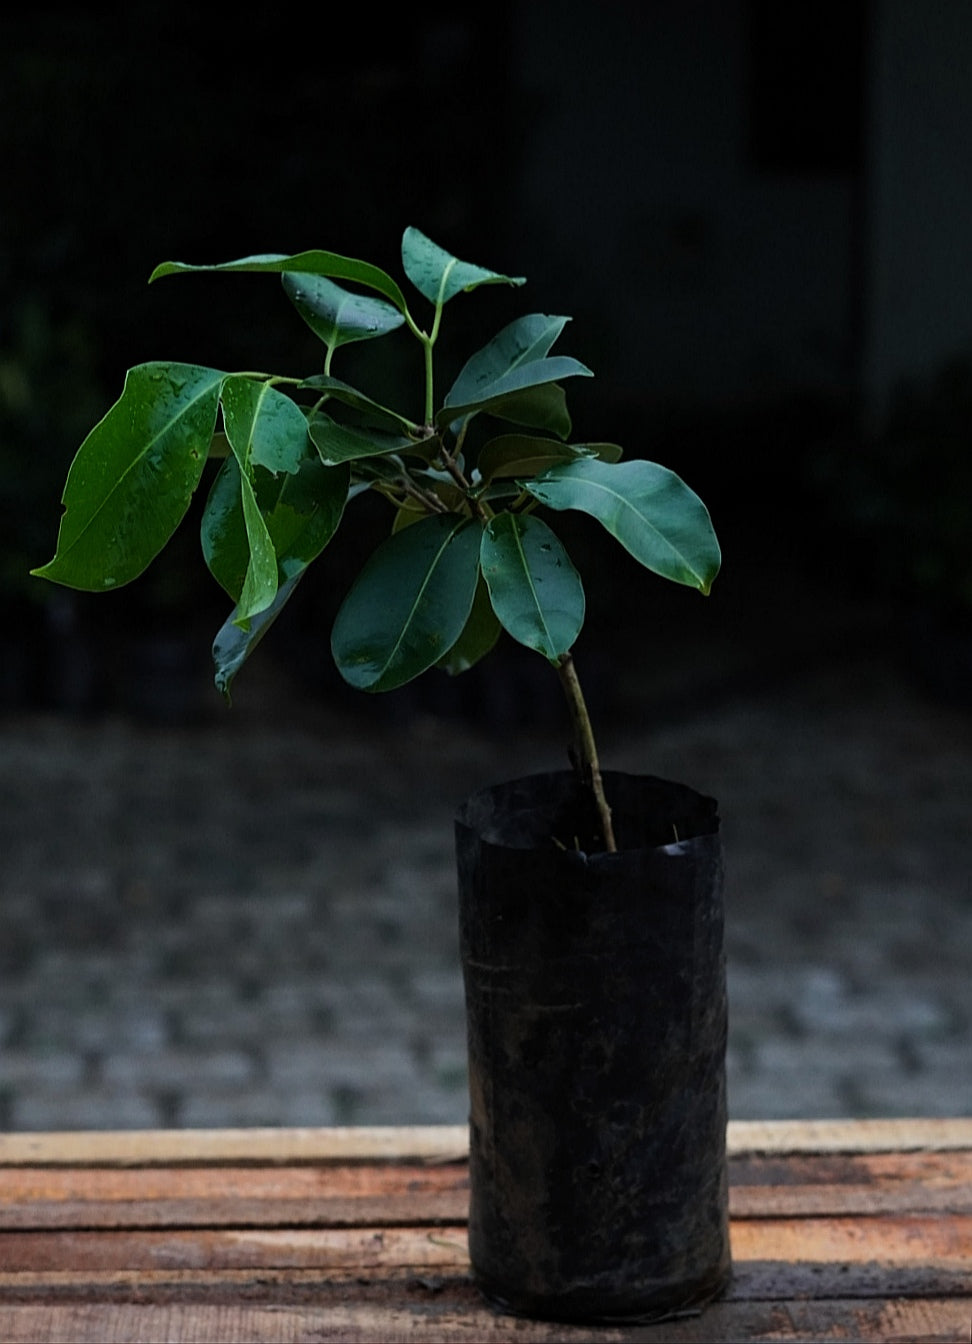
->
149, 250, 410, 316
439, 356, 591, 435
400, 228, 525, 306
201, 457, 249, 598
235, 471, 279, 625
219, 377, 313, 625
221, 377, 308, 476
348, 456, 410, 499
575, 442, 624, 463
331, 513, 481, 692
526, 458, 721, 593
308, 411, 416, 466
213, 571, 303, 703
476, 434, 599, 485
201, 454, 349, 600
300, 375, 419, 435
446, 314, 571, 408
266, 457, 349, 579
481, 512, 584, 661
436, 574, 501, 675
281, 272, 405, 349
476, 382, 575, 439
31, 362, 223, 591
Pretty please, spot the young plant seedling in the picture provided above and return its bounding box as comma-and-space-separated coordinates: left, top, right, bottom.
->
33, 228, 721, 850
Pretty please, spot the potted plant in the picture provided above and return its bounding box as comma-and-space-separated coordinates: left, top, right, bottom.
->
32, 227, 728, 1325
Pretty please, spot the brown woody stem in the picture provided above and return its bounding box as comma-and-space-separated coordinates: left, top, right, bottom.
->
556, 651, 617, 853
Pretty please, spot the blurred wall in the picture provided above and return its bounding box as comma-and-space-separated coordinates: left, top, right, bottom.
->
3, 1, 971, 715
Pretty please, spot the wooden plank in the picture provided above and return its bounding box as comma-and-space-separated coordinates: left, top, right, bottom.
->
1, 1118, 970, 1168
0, 1126, 470, 1169
0, 1126, 968, 1342
0, 1213, 967, 1283
732, 1149, 972, 1188
0, 1225, 470, 1277
730, 1213, 972, 1268
0, 1162, 465, 1203
0, 1297, 966, 1342
3, 1149, 971, 1230
726, 1117, 972, 1155
0, 1161, 469, 1231
0, 1253, 967, 1306
0, 1194, 468, 1232
730, 1149, 972, 1216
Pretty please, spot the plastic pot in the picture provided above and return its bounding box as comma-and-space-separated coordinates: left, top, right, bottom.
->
455, 769, 730, 1324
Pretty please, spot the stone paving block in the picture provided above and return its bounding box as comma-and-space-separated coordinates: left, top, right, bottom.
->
357, 1086, 466, 1127
99, 1047, 258, 1090
844, 1062, 972, 1118
727, 1068, 850, 1121
2, 655, 970, 1130
23, 1005, 170, 1053
424, 1041, 470, 1095
1, 1049, 87, 1088
786, 967, 955, 1038
751, 1035, 902, 1078
265, 1039, 421, 1092
12, 1086, 163, 1132
410, 968, 465, 1009
178, 1087, 339, 1130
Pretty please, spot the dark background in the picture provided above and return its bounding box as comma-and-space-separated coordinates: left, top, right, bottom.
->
2, 1, 970, 725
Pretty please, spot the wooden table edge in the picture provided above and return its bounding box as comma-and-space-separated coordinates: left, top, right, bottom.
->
0, 1117, 969, 1167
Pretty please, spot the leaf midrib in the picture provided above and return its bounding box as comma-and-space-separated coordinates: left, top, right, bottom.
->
61, 372, 221, 561
374, 517, 468, 683
543, 469, 706, 585
508, 517, 555, 651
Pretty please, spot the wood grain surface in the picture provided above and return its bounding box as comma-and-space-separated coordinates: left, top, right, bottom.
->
0, 1121, 969, 1342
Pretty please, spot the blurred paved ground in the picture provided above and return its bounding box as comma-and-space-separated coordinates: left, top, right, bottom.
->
0, 591, 970, 1131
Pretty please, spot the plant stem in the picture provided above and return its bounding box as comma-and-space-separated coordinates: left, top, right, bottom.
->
422, 334, 435, 425
556, 652, 617, 853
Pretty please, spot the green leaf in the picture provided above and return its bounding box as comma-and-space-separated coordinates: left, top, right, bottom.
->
400, 227, 525, 306
213, 571, 304, 703
331, 513, 481, 692
480, 512, 584, 661
149, 250, 410, 316
218, 377, 314, 625
300, 375, 419, 435
201, 454, 348, 600
439, 356, 591, 435
266, 457, 349, 580
526, 458, 721, 594
476, 382, 576, 439
308, 411, 416, 466
436, 574, 501, 675
31, 362, 223, 591
235, 470, 279, 625
477, 434, 600, 485
575, 442, 624, 464
221, 377, 308, 476
201, 457, 249, 598
281, 272, 405, 349
446, 314, 571, 408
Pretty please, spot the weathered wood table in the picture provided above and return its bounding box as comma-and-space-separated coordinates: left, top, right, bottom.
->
0, 1119, 969, 1342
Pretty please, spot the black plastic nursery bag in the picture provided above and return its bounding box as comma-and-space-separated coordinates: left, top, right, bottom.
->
455, 770, 730, 1324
